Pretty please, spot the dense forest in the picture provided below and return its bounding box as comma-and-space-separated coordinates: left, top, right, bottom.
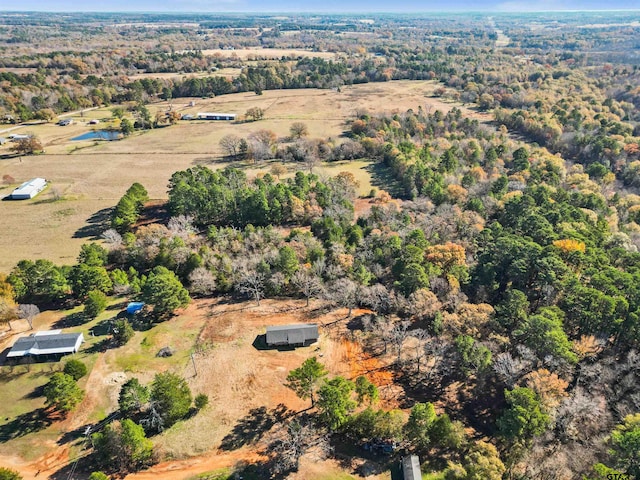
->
1, 10, 640, 480
3, 104, 640, 478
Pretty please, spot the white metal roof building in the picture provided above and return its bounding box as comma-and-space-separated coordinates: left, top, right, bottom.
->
7, 331, 84, 358
402, 455, 422, 480
266, 324, 319, 347
196, 112, 236, 120
8, 134, 30, 141
10, 177, 47, 200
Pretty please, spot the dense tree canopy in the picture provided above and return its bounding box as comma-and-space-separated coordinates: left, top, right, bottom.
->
150, 372, 193, 429
43, 373, 84, 414
141, 266, 190, 317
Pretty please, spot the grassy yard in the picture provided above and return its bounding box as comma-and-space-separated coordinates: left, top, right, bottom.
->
0, 298, 132, 459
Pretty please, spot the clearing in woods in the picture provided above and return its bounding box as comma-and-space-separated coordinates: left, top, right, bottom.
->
0, 298, 393, 480
0, 80, 487, 273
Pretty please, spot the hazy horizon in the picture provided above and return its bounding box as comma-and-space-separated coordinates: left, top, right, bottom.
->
2, 0, 640, 13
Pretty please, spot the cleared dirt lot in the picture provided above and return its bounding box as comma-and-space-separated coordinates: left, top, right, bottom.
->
0, 80, 482, 273
0, 297, 391, 480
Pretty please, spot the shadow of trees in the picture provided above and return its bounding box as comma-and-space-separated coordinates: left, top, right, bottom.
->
53, 312, 86, 329
0, 408, 55, 442
220, 404, 289, 451
73, 207, 112, 240
364, 161, 404, 198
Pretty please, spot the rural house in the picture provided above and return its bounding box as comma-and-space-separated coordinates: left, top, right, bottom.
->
7, 330, 84, 361
265, 323, 319, 347
401, 455, 422, 480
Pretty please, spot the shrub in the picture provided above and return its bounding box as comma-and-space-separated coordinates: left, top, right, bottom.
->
0, 467, 22, 480
63, 359, 88, 381
85, 290, 108, 319
88, 473, 109, 480
113, 318, 134, 345
194, 393, 209, 410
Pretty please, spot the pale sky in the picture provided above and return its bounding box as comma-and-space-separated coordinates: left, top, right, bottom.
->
3, 0, 640, 12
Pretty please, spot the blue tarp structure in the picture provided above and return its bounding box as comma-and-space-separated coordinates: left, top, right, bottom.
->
126, 302, 145, 314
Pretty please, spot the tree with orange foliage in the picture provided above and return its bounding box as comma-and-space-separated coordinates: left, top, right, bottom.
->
572, 335, 603, 361
524, 369, 569, 410
425, 242, 466, 274
351, 119, 367, 136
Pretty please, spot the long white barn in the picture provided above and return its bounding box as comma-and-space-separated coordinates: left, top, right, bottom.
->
10, 177, 47, 200
196, 112, 236, 121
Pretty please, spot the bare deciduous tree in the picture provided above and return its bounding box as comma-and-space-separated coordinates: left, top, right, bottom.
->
555, 388, 607, 442
289, 122, 309, 140
248, 138, 272, 163
493, 352, 530, 388
423, 337, 450, 381
18, 304, 39, 330
101, 228, 123, 248
271, 418, 330, 475
233, 259, 266, 306
168, 215, 196, 240
388, 320, 411, 365
291, 270, 324, 307
326, 278, 359, 317
361, 284, 391, 314
188, 267, 217, 296
409, 328, 430, 376
219, 134, 242, 158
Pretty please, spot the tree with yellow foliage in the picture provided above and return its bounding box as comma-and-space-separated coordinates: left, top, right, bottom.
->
425, 242, 466, 274
552, 239, 586, 254
0, 274, 17, 330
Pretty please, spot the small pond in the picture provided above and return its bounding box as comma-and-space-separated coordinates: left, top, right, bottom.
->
71, 130, 120, 141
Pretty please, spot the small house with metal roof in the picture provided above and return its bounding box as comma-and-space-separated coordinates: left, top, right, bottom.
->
265, 324, 318, 347
7, 330, 84, 360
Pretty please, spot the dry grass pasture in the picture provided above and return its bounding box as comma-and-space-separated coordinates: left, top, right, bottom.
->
0, 80, 481, 273
190, 48, 339, 60
127, 68, 243, 81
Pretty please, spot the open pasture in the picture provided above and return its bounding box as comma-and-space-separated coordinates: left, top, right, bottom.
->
188, 48, 339, 60
0, 80, 474, 273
